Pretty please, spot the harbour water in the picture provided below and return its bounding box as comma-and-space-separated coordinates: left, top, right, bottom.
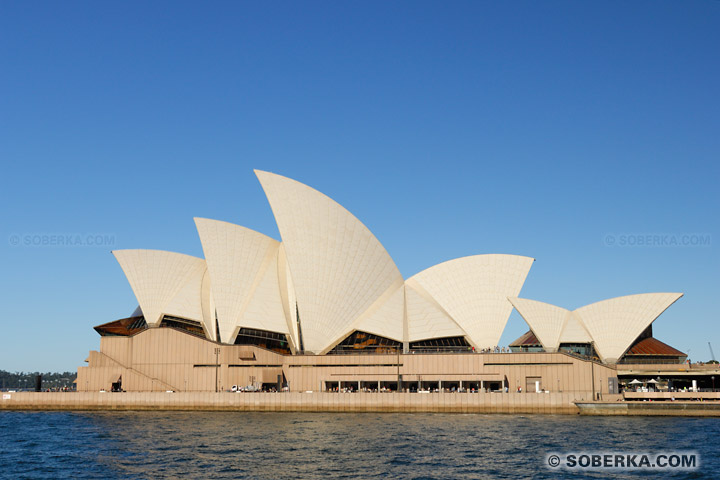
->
1, 412, 718, 479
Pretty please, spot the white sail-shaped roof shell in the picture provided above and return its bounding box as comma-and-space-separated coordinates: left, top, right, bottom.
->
343, 280, 405, 347
195, 218, 290, 344
405, 281, 466, 342
507, 297, 573, 352
108, 171, 688, 363
408, 254, 534, 349
277, 244, 300, 352
164, 264, 206, 323
199, 269, 217, 342
256, 170, 404, 354
112, 249, 207, 328
163, 263, 217, 341
508, 297, 593, 352
575, 292, 683, 363
558, 313, 592, 344
510, 293, 683, 362
239, 248, 293, 338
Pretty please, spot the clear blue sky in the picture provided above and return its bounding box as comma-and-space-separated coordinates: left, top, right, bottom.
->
1, 2, 718, 372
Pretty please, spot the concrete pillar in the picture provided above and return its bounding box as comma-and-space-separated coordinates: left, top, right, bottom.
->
480, 380, 484, 391
439, 380, 442, 391
377, 380, 380, 391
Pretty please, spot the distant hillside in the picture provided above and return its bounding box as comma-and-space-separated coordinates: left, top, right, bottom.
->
0, 370, 77, 390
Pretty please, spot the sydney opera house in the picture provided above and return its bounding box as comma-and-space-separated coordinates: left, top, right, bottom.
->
77, 171, 688, 395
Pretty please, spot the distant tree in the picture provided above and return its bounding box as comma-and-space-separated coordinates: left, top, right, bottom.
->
0, 370, 77, 390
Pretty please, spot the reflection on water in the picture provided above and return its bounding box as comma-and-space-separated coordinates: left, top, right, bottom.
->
1, 411, 718, 479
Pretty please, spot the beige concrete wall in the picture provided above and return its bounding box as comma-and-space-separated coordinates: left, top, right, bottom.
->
80, 328, 617, 396
77, 351, 177, 393
76, 366, 123, 392
100, 336, 133, 366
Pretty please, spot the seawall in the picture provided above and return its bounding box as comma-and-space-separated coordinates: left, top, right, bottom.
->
1, 391, 603, 414
576, 401, 720, 416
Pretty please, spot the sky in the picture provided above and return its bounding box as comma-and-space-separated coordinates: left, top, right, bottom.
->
1, 1, 718, 372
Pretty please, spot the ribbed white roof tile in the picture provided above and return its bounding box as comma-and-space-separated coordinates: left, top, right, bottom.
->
344, 281, 405, 346
558, 312, 592, 344
163, 263, 219, 341
112, 249, 207, 327
194, 218, 285, 343
277, 244, 300, 351
507, 297, 571, 352
405, 281, 466, 342
408, 254, 534, 349
255, 170, 404, 354
239, 248, 290, 336
575, 292, 683, 363
164, 263, 206, 322
510, 293, 682, 362
199, 268, 217, 341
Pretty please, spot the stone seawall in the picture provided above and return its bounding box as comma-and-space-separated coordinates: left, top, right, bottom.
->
576, 401, 720, 416
1, 392, 604, 414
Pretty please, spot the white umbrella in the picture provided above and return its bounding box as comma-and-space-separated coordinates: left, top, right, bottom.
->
628, 379, 643, 385
646, 379, 658, 384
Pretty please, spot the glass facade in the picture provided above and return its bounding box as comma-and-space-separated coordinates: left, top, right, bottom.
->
409, 336, 472, 353
160, 315, 206, 338
328, 331, 401, 355
558, 343, 596, 359
234, 328, 292, 355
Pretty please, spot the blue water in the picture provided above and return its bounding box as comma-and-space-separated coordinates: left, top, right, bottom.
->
0, 412, 717, 479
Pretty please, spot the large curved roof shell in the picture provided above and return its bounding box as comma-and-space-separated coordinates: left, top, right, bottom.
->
405, 280, 466, 342
238, 247, 292, 338
112, 249, 207, 327
277, 244, 300, 351
335, 280, 406, 350
408, 254, 534, 349
199, 269, 217, 341
507, 297, 574, 352
194, 218, 289, 344
163, 264, 206, 322
558, 313, 592, 344
163, 262, 218, 340
255, 170, 404, 354
508, 297, 593, 352
575, 292, 683, 363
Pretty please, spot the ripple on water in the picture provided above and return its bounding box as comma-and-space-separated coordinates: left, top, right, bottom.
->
1, 411, 719, 479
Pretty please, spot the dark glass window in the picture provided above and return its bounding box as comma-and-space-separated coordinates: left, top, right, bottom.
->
296, 303, 304, 353
409, 336, 472, 353
160, 315, 206, 338
328, 331, 401, 355
558, 343, 597, 360
234, 328, 292, 355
